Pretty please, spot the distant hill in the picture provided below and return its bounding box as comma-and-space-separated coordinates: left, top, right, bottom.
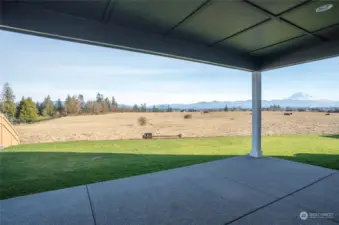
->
49, 93, 339, 110
154, 93, 339, 110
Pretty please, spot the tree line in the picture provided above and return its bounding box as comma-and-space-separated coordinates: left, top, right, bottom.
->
2, 83, 337, 123
0, 83, 167, 123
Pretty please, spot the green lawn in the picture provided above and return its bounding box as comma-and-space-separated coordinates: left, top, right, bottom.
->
0, 135, 338, 199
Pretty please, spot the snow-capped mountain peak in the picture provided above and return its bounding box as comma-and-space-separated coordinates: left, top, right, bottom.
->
286, 92, 314, 101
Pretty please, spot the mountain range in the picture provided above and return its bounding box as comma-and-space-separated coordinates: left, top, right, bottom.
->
154, 93, 339, 110
51, 92, 339, 109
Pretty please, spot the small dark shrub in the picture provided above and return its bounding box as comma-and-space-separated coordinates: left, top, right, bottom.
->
325, 113, 330, 115
138, 117, 147, 126
184, 114, 192, 119
202, 110, 209, 114
284, 112, 292, 116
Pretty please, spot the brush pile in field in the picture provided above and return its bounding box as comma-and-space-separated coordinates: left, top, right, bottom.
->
138, 117, 147, 126
184, 114, 192, 119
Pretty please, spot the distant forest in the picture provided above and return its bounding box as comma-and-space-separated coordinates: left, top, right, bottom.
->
0, 83, 338, 123
0, 82, 173, 123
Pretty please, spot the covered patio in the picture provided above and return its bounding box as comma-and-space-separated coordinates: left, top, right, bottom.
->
1, 0, 339, 158
1, 0, 339, 224
1, 156, 339, 225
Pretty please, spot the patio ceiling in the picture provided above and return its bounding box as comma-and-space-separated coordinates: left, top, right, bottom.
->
1, 0, 339, 71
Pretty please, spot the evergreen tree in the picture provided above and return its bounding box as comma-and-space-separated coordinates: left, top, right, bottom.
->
78, 94, 85, 112
16, 97, 25, 119
19, 98, 38, 122
55, 98, 64, 114
36, 102, 41, 116
104, 97, 112, 112
96, 93, 104, 102
0, 83, 16, 118
42, 95, 55, 117
36, 102, 44, 116
152, 105, 158, 112
224, 105, 228, 112
140, 103, 147, 112
111, 96, 118, 111
132, 104, 139, 112
166, 105, 173, 112
111, 96, 118, 107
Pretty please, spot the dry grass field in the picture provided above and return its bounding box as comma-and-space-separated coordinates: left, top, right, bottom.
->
15, 111, 339, 144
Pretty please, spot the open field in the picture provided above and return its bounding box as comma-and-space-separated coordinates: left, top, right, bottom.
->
15, 112, 339, 144
1, 135, 338, 199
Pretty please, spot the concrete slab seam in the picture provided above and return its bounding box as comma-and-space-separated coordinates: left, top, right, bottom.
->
86, 185, 97, 225
224, 172, 337, 225
222, 176, 279, 199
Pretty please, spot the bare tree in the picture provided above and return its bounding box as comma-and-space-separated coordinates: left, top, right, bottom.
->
64, 95, 81, 115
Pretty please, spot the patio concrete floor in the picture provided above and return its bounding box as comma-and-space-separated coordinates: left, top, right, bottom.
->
1, 155, 338, 225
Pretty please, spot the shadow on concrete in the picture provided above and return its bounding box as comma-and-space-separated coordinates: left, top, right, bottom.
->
321, 134, 339, 139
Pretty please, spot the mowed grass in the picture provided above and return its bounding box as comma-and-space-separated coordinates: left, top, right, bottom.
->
1, 135, 338, 199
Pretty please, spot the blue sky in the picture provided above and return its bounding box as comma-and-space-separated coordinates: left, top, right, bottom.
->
1, 30, 338, 105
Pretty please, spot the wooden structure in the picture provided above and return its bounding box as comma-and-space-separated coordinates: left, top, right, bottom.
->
143, 133, 182, 140
0, 113, 20, 148
284, 112, 293, 116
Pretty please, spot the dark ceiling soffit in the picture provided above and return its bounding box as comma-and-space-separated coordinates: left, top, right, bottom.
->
260, 39, 339, 71
249, 34, 306, 54
241, 0, 327, 42
1, 2, 256, 71
211, 19, 270, 46
210, 0, 326, 47
250, 22, 339, 54
275, 0, 315, 16
156, 0, 324, 49
102, 0, 116, 23
206, 0, 323, 47
164, 0, 211, 36
0, 0, 3, 24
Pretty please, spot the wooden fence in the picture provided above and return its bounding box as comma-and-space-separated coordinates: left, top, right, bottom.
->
0, 113, 20, 148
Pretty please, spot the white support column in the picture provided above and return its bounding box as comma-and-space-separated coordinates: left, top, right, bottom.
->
250, 71, 262, 158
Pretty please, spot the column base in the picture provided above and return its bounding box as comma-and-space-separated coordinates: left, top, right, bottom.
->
250, 148, 262, 158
